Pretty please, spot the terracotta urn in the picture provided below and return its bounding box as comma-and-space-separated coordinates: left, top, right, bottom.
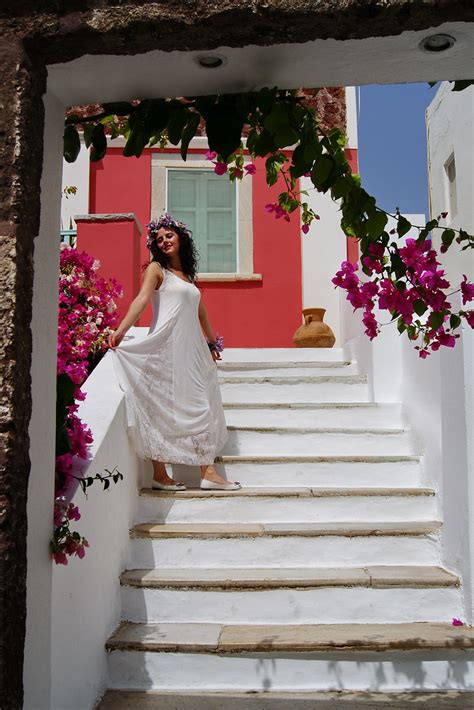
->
293, 308, 336, 348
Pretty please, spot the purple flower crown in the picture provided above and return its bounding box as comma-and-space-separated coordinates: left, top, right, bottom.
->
145, 213, 193, 249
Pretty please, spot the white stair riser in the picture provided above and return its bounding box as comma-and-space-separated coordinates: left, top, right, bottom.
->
224, 405, 404, 429
120, 587, 461, 625
210, 460, 422, 487
107, 650, 474, 692
222, 348, 346, 363
221, 381, 369, 404
223, 431, 414, 456
136, 495, 437, 524
128, 535, 441, 570
219, 364, 359, 378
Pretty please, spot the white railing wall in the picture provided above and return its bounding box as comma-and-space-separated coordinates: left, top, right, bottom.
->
340, 291, 474, 623
50, 351, 145, 710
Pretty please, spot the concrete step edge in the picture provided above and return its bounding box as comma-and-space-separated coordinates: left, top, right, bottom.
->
219, 375, 367, 384
223, 402, 383, 409
97, 689, 474, 709
216, 455, 420, 464
226, 426, 408, 435
120, 565, 459, 590
130, 520, 442, 539
139, 487, 435, 499
106, 621, 474, 654
217, 361, 353, 370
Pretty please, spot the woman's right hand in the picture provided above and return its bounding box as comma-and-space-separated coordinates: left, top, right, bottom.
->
108, 330, 124, 350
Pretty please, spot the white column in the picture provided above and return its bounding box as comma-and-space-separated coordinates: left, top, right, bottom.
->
24, 89, 65, 710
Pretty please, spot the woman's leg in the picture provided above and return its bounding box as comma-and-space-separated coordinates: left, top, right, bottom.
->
200, 463, 236, 485
152, 459, 178, 485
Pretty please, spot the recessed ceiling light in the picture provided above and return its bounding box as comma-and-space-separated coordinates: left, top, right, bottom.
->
195, 55, 226, 69
419, 34, 456, 53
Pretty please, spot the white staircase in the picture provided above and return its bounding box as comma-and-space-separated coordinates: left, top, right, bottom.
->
99, 349, 474, 707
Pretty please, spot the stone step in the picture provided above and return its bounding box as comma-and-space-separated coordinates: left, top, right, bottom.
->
193, 457, 422, 488
220, 375, 369, 404
122, 565, 458, 590
224, 402, 405, 429
136, 488, 436, 524
120, 568, 460, 625
98, 689, 474, 709
105, 623, 474, 692
131, 520, 442, 539
221, 348, 347, 363
222, 427, 414, 456
140, 486, 433, 499
108, 621, 472, 654
128, 527, 441, 570
218, 363, 359, 378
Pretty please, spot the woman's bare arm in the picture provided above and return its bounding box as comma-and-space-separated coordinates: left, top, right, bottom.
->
198, 298, 222, 361
108, 263, 162, 348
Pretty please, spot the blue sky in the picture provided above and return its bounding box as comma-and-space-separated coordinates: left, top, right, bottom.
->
357, 82, 437, 220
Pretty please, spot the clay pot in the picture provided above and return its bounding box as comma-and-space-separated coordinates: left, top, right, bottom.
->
293, 308, 336, 348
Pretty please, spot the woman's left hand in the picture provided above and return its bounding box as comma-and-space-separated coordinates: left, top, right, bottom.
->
211, 349, 222, 362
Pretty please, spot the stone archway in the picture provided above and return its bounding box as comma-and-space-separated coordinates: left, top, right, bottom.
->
1, 2, 473, 707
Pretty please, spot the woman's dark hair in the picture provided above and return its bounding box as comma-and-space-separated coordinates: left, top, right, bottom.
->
147, 225, 200, 281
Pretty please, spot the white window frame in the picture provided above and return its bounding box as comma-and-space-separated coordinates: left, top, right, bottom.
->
165, 166, 239, 273
151, 137, 260, 281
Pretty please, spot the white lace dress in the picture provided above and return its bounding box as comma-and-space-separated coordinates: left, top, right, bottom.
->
112, 267, 228, 464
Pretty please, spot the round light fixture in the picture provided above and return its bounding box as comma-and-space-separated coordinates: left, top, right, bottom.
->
195, 54, 226, 69
419, 34, 456, 53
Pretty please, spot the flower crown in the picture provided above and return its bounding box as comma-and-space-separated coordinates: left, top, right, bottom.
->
145, 213, 193, 250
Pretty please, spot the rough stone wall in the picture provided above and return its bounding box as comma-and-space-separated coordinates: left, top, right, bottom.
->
0, 40, 46, 709
0, 1, 471, 707
1, 1, 473, 64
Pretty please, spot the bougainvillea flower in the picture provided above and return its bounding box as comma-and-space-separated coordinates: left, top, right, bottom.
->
452, 618, 464, 626
244, 163, 257, 175
205, 150, 217, 160
302, 224, 310, 234
461, 275, 474, 304
213, 161, 228, 176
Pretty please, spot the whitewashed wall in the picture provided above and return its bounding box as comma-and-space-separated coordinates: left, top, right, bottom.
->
61, 140, 90, 231
50, 352, 144, 710
24, 89, 64, 710
426, 82, 474, 285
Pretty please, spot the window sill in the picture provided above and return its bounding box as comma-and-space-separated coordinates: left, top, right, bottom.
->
197, 273, 263, 282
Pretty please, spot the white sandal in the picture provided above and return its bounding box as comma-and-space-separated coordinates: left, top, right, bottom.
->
152, 480, 186, 491
200, 479, 241, 491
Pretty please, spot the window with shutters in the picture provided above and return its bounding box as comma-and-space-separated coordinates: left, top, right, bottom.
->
150, 144, 258, 280
167, 169, 237, 273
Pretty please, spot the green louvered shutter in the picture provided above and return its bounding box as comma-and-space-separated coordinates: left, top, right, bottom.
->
167, 169, 237, 272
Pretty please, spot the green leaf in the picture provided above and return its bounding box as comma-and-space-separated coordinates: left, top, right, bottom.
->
263, 102, 299, 148
397, 318, 407, 334
206, 101, 245, 161
366, 210, 388, 239
83, 123, 94, 149
331, 176, 352, 199
90, 123, 107, 161
429, 312, 444, 330
413, 300, 427, 317
452, 80, 474, 92
63, 125, 81, 163
441, 229, 455, 247
311, 155, 334, 189
180, 112, 200, 161
396, 216, 411, 238
425, 219, 438, 231
450, 314, 462, 329
102, 101, 134, 116
167, 107, 188, 145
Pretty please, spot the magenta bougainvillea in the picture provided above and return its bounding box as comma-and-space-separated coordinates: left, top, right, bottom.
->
51, 245, 122, 564
332, 231, 474, 358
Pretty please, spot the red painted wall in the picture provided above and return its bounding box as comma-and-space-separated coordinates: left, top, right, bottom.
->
88, 149, 303, 347
345, 148, 360, 265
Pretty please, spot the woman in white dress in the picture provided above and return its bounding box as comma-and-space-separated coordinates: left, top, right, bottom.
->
108, 213, 240, 491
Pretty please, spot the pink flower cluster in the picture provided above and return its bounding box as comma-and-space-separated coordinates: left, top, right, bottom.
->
53, 246, 122, 564
333, 238, 474, 357
205, 149, 256, 179
51, 499, 89, 564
